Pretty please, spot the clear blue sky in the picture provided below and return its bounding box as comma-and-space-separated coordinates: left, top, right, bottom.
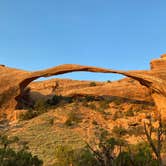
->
0, 0, 166, 81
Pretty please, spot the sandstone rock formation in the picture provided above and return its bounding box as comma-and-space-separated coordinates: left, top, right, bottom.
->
151, 54, 166, 70
0, 55, 166, 120
29, 77, 151, 102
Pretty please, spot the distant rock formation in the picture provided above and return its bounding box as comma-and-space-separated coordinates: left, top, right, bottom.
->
0, 55, 166, 120
151, 54, 166, 70
29, 77, 151, 102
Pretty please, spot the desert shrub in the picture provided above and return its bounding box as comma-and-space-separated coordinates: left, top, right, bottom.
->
84, 95, 95, 102
20, 100, 48, 120
85, 99, 110, 114
113, 98, 123, 105
141, 104, 151, 110
99, 100, 110, 109
92, 120, 98, 125
97, 100, 110, 114
107, 80, 111, 83
133, 149, 157, 166
87, 128, 128, 166
89, 82, 96, 87
16, 87, 35, 109
64, 96, 73, 103
55, 145, 74, 166
82, 100, 89, 107
19, 110, 36, 120
87, 103, 97, 110
78, 148, 99, 166
55, 145, 98, 166
33, 100, 48, 113
125, 109, 135, 117
114, 147, 158, 166
128, 142, 158, 166
87, 127, 158, 166
96, 108, 106, 114
0, 149, 43, 166
47, 95, 73, 106
47, 95, 63, 105
47, 117, 54, 126
0, 135, 43, 166
65, 109, 81, 127
112, 125, 128, 136
114, 151, 131, 166
112, 110, 124, 120
143, 115, 165, 165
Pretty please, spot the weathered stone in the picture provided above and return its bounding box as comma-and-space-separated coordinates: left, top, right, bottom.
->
150, 54, 166, 70
0, 56, 166, 120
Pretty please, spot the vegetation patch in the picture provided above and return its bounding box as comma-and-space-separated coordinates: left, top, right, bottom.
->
125, 109, 135, 117
112, 110, 124, 120
89, 81, 97, 87
65, 111, 81, 127
112, 125, 128, 136
55, 145, 97, 166
0, 135, 43, 166
20, 100, 48, 120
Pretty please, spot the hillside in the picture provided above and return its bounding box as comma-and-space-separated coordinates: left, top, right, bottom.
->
0, 54, 166, 165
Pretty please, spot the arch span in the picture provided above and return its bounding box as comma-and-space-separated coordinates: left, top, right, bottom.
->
1, 64, 166, 120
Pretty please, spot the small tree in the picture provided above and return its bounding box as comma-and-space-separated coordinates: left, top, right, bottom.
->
86, 128, 127, 166
143, 114, 165, 166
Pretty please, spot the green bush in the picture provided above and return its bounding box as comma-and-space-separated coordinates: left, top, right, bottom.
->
0, 135, 43, 166
114, 148, 158, 166
86, 128, 128, 166
20, 100, 48, 120
47, 95, 63, 105
128, 142, 158, 166
47, 95, 73, 106
0, 149, 43, 166
89, 82, 96, 87
87, 127, 158, 166
112, 125, 128, 136
65, 111, 80, 127
55, 145, 98, 166
84, 95, 95, 102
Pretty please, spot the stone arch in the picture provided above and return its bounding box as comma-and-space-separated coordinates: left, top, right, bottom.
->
1, 64, 166, 120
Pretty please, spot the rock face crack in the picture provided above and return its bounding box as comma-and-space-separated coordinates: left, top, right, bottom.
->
1, 55, 166, 120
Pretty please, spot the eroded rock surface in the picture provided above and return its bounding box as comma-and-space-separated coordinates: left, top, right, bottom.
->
151, 54, 166, 70
0, 55, 166, 120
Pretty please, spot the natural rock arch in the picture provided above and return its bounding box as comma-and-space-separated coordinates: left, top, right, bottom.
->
0, 62, 166, 120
